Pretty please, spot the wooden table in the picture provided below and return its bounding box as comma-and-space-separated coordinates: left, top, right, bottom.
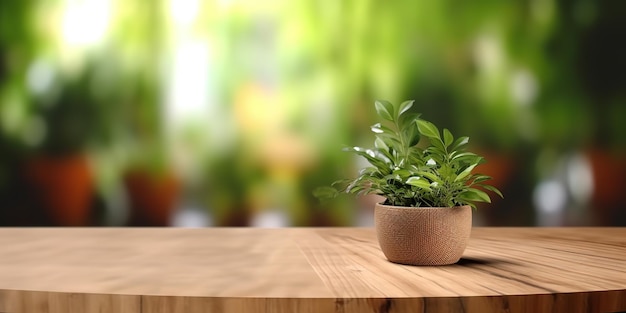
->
0, 228, 624, 313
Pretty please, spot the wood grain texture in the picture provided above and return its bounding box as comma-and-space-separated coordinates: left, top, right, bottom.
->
0, 227, 624, 313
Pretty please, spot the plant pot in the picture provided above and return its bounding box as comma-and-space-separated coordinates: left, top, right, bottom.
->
124, 170, 180, 226
213, 207, 252, 227
586, 149, 626, 225
474, 150, 515, 191
24, 154, 94, 226
375, 203, 472, 266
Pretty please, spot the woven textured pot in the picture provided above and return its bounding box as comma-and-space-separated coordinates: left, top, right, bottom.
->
375, 203, 472, 266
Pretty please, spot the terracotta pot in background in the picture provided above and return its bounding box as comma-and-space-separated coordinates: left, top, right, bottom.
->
474, 151, 515, 191
586, 149, 626, 226
24, 154, 94, 226
214, 208, 251, 227
375, 204, 472, 266
124, 170, 180, 226
309, 212, 335, 227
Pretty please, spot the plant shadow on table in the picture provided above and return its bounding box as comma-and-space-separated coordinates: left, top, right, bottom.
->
378, 256, 519, 267
454, 257, 518, 267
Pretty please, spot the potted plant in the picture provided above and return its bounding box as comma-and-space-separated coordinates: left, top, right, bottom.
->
318, 100, 502, 265
201, 145, 258, 227
299, 155, 354, 227
123, 146, 180, 227
22, 65, 118, 226
120, 75, 180, 227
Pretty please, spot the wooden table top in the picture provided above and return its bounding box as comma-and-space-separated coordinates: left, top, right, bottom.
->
0, 227, 624, 313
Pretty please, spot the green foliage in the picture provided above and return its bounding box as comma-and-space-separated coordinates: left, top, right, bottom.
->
319, 100, 503, 209
36, 67, 115, 155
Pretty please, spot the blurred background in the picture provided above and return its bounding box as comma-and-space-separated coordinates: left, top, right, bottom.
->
0, 0, 625, 227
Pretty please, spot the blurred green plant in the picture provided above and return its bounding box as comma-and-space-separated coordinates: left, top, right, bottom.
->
202, 144, 261, 226
295, 154, 354, 226
316, 100, 502, 209
32, 63, 120, 155
119, 70, 169, 173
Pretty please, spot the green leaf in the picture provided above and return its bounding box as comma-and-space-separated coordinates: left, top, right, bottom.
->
348, 185, 365, 195
371, 124, 400, 147
399, 112, 420, 131
451, 152, 477, 161
455, 163, 477, 182
397, 100, 414, 118
454, 154, 483, 167
471, 175, 492, 184
481, 184, 504, 198
371, 123, 394, 134
416, 171, 443, 184
406, 177, 432, 191
374, 136, 388, 150
450, 136, 469, 151
407, 146, 423, 160
345, 147, 390, 173
364, 188, 383, 196
424, 151, 445, 165
370, 124, 383, 134
403, 126, 421, 147
359, 167, 378, 176
408, 153, 426, 167
383, 173, 403, 183
443, 129, 453, 148
375, 100, 394, 121
459, 188, 491, 203
416, 119, 440, 140
376, 146, 395, 164
381, 136, 403, 148
392, 168, 412, 179
429, 138, 447, 153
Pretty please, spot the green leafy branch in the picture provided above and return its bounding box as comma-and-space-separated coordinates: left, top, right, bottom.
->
315, 100, 503, 209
